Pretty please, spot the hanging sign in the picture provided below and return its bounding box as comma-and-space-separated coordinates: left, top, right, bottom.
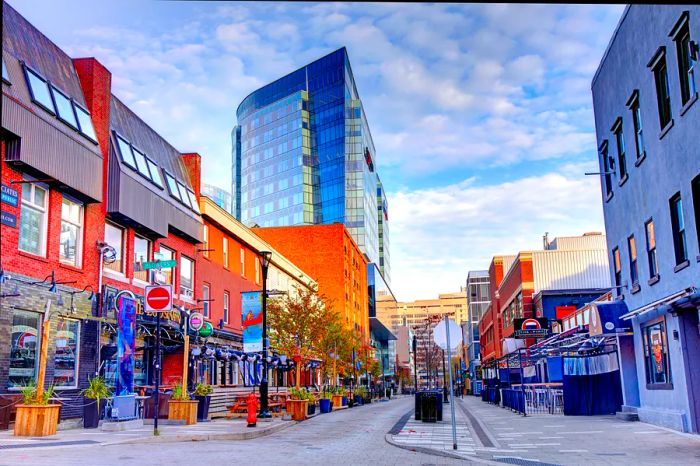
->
116, 296, 136, 396
513, 318, 550, 339
241, 291, 263, 352
189, 312, 204, 332
199, 321, 213, 338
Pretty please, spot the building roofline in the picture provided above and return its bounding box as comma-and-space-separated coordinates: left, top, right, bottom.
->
591, 5, 632, 89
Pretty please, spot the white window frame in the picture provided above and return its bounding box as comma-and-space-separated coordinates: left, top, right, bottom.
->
59, 196, 84, 267
202, 284, 210, 318
223, 237, 228, 268
180, 254, 194, 299
203, 225, 209, 258
104, 221, 125, 274
133, 235, 152, 283
19, 181, 48, 257
223, 291, 230, 324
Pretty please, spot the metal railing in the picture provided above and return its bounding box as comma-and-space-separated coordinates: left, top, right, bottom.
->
498, 386, 564, 416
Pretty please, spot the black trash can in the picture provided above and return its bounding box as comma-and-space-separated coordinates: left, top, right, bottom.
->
415, 391, 423, 420
435, 391, 443, 421
420, 392, 438, 423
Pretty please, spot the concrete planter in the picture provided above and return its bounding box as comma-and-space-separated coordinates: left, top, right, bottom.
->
167, 400, 198, 425
14, 404, 60, 437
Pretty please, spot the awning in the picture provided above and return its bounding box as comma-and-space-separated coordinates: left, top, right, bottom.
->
370, 317, 396, 342
621, 287, 696, 320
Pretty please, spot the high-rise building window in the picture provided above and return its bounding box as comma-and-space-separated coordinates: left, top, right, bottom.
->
649, 48, 673, 130
60, 197, 83, 267
669, 192, 688, 265
612, 118, 627, 181
104, 222, 124, 273
202, 284, 210, 318
671, 12, 697, 106
599, 141, 613, 199
19, 181, 48, 257
692, 174, 700, 252
223, 291, 230, 324
645, 219, 659, 279
628, 235, 639, 286
133, 235, 151, 282
627, 91, 646, 160
613, 247, 622, 296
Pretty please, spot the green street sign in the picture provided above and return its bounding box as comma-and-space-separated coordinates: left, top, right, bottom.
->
142, 259, 177, 270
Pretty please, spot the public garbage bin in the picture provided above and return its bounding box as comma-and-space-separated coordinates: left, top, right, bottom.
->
415, 392, 422, 420
435, 391, 443, 421
420, 392, 438, 423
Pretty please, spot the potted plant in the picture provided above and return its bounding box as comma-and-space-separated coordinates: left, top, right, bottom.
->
193, 383, 213, 422
14, 382, 60, 437
319, 389, 333, 413
331, 386, 344, 409
82, 376, 111, 428
287, 387, 308, 421
167, 381, 198, 425
305, 390, 317, 416
353, 386, 366, 406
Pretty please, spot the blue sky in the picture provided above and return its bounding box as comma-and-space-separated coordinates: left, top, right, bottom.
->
9, 1, 626, 301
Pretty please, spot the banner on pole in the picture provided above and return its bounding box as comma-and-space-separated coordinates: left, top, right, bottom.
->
116, 296, 136, 396
241, 291, 263, 353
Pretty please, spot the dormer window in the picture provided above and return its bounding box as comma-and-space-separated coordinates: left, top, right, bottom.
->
146, 158, 163, 188
74, 104, 97, 142
164, 171, 182, 202
131, 146, 151, 179
25, 66, 54, 113
116, 134, 137, 169
51, 85, 78, 129
187, 189, 200, 214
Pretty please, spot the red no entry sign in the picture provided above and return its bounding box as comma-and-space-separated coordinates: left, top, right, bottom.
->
145, 285, 173, 312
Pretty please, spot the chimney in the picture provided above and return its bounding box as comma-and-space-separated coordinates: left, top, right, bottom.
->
181, 153, 202, 197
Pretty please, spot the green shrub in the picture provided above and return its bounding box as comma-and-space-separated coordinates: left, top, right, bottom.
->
193, 383, 213, 396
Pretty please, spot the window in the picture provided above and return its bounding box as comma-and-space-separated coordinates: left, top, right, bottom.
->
645, 219, 659, 278
131, 147, 151, 179
74, 104, 97, 142
19, 182, 48, 256
159, 246, 175, 285
59, 196, 83, 267
51, 85, 78, 129
133, 235, 151, 282
649, 48, 673, 129
164, 172, 182, 201
177, 182, 191, 208
255, 258, 260, 284
53, 318, 80, 388
180, 255, 194, 298
240, 248, 245, 277
627, 91, 645, 160
9, 310, 41, 388
669, 193, 688, 265
693, 175, 700, 252
203, 225, 209, 259
202, 284, 210, 318
104, 222, 125, 273
671, 12, 697, 105
187, 189, 200, 214
222, 237, 228, 268
223, 291, 230, 324
116, 134, 137, 169
642, 320, 672, 387
612, 119, 627, 180
612, 247, 621, 296
146, 159, 163, 188
599, 141, 613, 198
2, 59, 9, 83
628, 235, 639, 285
25, 67, 54, 112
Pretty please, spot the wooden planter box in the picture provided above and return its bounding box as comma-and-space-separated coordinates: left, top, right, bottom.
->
14, 404, 60, 437
332, 395, 344, 408
286, 399, 308, 421
167, 400, 198, 425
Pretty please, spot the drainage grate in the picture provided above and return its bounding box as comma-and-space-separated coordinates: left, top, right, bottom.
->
0, 440, 99, 450
388, 410, 414, 435
494, 457, 561, 466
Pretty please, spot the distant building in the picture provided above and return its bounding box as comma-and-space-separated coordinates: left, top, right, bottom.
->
592, 5, 700, 433
201, 183, 232, 214
465, 270, 489, 395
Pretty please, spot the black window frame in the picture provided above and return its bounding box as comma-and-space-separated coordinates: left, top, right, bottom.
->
114, 131, 137, 170
130, 145, 153, 181
611, 118, 627, 183
670, 11, 698, 106
648, 47, 673, 132
163, 170, 183, 203
642, 318, 673, 389
669, 192, 688, 265
693, 174, 700, 256
627, 235, 639, 286
50, 84, 79, 130
23, 64, 56, 115
187, 189, 200, 214
645, 218, 659, 280
599, 140, 613, 201
2, 58, 11, 84
73, 102, 98, 143
626, 90, 646, 163
145, 158, 164, 189
612, 246, 622, 296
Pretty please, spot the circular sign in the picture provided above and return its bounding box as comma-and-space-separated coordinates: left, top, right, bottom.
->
199, 321, 213, 338
521, 318, 541, 330
189, 312, 204, 332
605, 322, 615, 331
145, 286, 171, 311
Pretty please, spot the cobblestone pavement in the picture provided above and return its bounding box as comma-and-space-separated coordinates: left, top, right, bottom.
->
0, 397, 479, 466
457, 395, 700, 465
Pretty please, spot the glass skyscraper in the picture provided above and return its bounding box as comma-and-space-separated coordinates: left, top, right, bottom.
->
232, 47, 389, 279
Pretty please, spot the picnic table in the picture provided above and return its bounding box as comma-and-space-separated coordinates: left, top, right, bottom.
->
225, 393, 285, 417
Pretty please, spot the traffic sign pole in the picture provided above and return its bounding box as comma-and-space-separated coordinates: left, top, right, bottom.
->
154, 311, 161, 436
445, 314, 458, 450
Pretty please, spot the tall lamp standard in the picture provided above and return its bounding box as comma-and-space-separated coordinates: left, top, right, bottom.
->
259, 250, 273, 419
412, 334, 418, 392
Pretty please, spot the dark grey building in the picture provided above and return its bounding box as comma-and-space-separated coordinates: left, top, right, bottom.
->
592, 5, 700, 433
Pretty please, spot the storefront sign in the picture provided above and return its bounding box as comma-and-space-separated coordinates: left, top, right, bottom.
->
513, 318, 551, 339
555, 305, 577, 320
241, 291, 263, 352
116, 297, 136, 396
189, 312, 204, 331
1, 184, 18, 206
1, 210, 17, 228
199, 321, 213, 338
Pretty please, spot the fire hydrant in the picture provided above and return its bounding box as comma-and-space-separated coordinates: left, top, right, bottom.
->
246, 392, 259, 428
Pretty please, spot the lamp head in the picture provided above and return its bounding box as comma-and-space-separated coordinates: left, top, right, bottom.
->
260, 250, 272, 268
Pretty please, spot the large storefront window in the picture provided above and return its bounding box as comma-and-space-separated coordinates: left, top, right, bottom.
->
642, 320, 672, 387
54, 318, 80, 388
9, 310, 41, 388
100, 332, 147, 387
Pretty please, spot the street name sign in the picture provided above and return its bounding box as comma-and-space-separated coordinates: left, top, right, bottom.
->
142, 259, 177, 270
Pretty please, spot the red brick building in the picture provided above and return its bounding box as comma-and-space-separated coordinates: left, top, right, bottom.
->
478, 255, 515, 365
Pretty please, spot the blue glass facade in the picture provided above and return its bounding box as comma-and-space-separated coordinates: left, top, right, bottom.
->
233, 48, 386, 268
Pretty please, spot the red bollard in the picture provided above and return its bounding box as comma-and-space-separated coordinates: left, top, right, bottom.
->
246, 392, 259, 428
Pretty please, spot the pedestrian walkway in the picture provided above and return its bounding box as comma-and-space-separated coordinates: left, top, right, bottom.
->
0, 417, 291, 450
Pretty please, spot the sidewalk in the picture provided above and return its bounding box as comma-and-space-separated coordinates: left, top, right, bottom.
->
0, 417, 292, 450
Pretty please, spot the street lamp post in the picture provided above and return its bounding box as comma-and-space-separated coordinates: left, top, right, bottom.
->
259, 250, 272, 419
412, 334, 418, 392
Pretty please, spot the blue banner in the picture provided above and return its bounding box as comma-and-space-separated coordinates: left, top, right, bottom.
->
116, 297, 136, 396
241, 291, 263, 353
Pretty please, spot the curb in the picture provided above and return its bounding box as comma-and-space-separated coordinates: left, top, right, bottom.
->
101, 420, 296, 446
384, 433, 501, 465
